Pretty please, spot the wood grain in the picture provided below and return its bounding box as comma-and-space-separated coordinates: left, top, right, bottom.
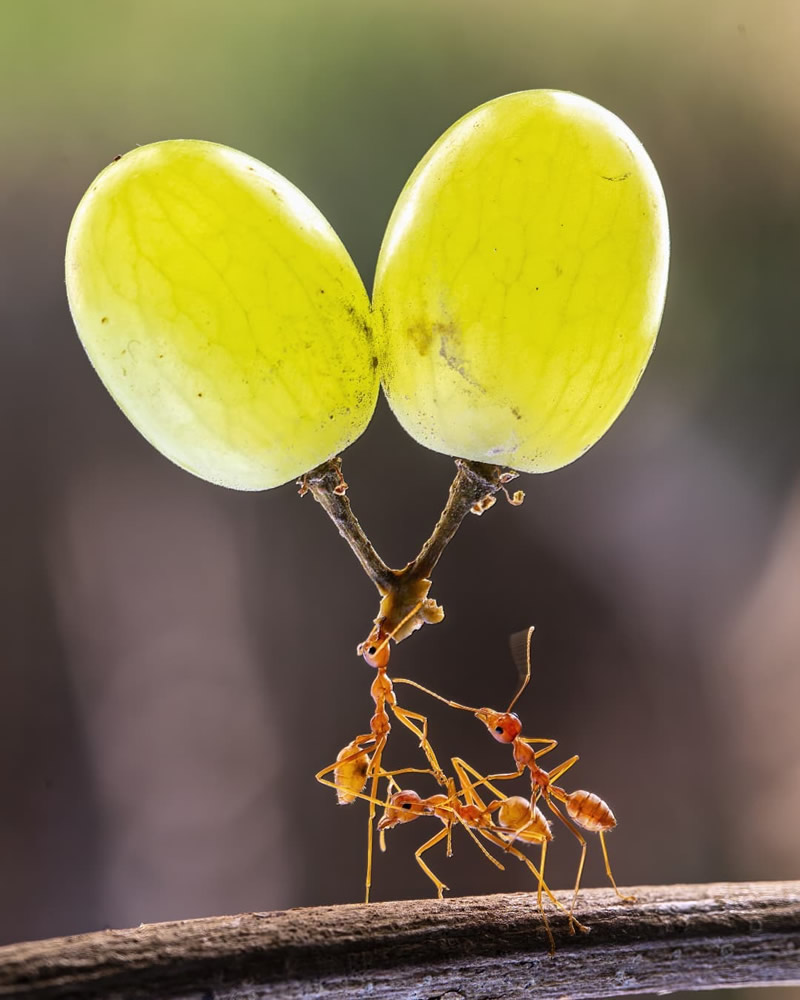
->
1, 881, 798, 999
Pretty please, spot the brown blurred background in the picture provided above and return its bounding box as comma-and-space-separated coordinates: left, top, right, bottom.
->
1, 0, 799, 986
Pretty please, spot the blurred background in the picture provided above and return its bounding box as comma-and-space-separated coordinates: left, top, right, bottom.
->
1, 0, 798, 989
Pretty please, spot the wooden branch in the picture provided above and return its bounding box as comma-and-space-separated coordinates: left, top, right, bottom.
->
2, 882, 798, 1000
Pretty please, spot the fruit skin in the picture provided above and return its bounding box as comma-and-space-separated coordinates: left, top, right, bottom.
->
66, 140, 376, 490
374, 90, 670, 473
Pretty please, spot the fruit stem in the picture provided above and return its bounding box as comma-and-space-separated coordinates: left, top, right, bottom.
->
406, 459, 520, 582
299, 457, 523, 651
298, 457, 395, 593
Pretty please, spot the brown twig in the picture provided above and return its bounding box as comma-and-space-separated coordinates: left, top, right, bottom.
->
298, 456, 395, 593
299, 456, 523, 652
1, 882, 798, 999
408, 459, 523, 582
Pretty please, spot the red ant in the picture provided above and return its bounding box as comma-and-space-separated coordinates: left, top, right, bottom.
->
395, 626, 634, 929
315, 602, 447, 902
377, 756, 584, 953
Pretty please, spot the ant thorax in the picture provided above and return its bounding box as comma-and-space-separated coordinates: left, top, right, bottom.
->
370, 670, 393, 700
513, 738, 542, 775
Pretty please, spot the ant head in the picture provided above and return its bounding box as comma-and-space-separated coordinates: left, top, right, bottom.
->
377, 790, 425, 830
474, 708, 522, 744
357, 626, 390, 669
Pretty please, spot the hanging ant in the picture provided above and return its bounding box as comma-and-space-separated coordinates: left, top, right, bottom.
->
315, 601, 448, 902
395, 626, 634, 929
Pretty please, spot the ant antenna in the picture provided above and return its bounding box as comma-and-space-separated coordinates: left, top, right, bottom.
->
396, 626, 536, 714
506, 625, 535, 714
392, 676, 480, 714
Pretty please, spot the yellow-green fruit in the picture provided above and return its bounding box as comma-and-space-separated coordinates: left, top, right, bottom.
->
66, 140, 376, 490
374, 90, 669, 472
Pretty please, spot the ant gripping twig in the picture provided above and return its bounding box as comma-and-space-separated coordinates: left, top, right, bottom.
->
315, 601, 449, 903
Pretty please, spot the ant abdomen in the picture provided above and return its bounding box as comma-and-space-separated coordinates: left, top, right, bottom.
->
496, 795, 552, 843
564, 790, 616, 832
333, 739, 371, 805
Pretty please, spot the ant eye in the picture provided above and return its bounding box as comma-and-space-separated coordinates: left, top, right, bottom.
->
401, 801, 412, 809
368, 646, 377, 656
495, 725, 504, 735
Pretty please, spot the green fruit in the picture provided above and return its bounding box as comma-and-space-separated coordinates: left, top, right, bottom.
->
374, 90, 669, 472
66, 140, 376, 490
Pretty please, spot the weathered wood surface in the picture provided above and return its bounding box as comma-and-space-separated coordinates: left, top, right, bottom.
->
1, 881, 798, 999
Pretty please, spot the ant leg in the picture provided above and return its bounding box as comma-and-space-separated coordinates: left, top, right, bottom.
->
413, 826, 452, 898
546, 754, 580, 784
433, 770, 500, 868
569, 840, 588, 934
479, 830, 562, 911
315, 735, 375, 801
451, 756, 559, 927
453, 758, 555, 857
392, 676, 479, 714
452, 756, 524, 807
536, 838, 547, 905
515, 738, 559, 760
378, 775, 402, 855
450, 757, 489, 810
456, 817, 506, 871
380, 765, 440, 779
535, 839, 556, 954
485, 768, 527, 784
543, 793, 590, 935
379, 769, 435, 797
599, 831, 636, 903
480, 830, 557, 953
315, 735, 373, 779
317, 782, 394, 811
390, 704, 426, 743
444, 778, 460, 856
364, 736, 388, 904
392, 705, 447, 785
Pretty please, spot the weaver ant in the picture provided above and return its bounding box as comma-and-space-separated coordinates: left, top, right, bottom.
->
377, 756, 584, 953
395, 626, 634, 928
315, 601, 447, 902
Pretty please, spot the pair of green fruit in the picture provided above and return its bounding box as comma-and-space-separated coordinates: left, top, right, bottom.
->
65, 90, 669, 490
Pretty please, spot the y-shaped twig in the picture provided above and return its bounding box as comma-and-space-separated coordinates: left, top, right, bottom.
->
298, 456, 524, 654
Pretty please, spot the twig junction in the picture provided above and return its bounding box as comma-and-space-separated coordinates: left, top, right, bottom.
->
298, 456, 523, 653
